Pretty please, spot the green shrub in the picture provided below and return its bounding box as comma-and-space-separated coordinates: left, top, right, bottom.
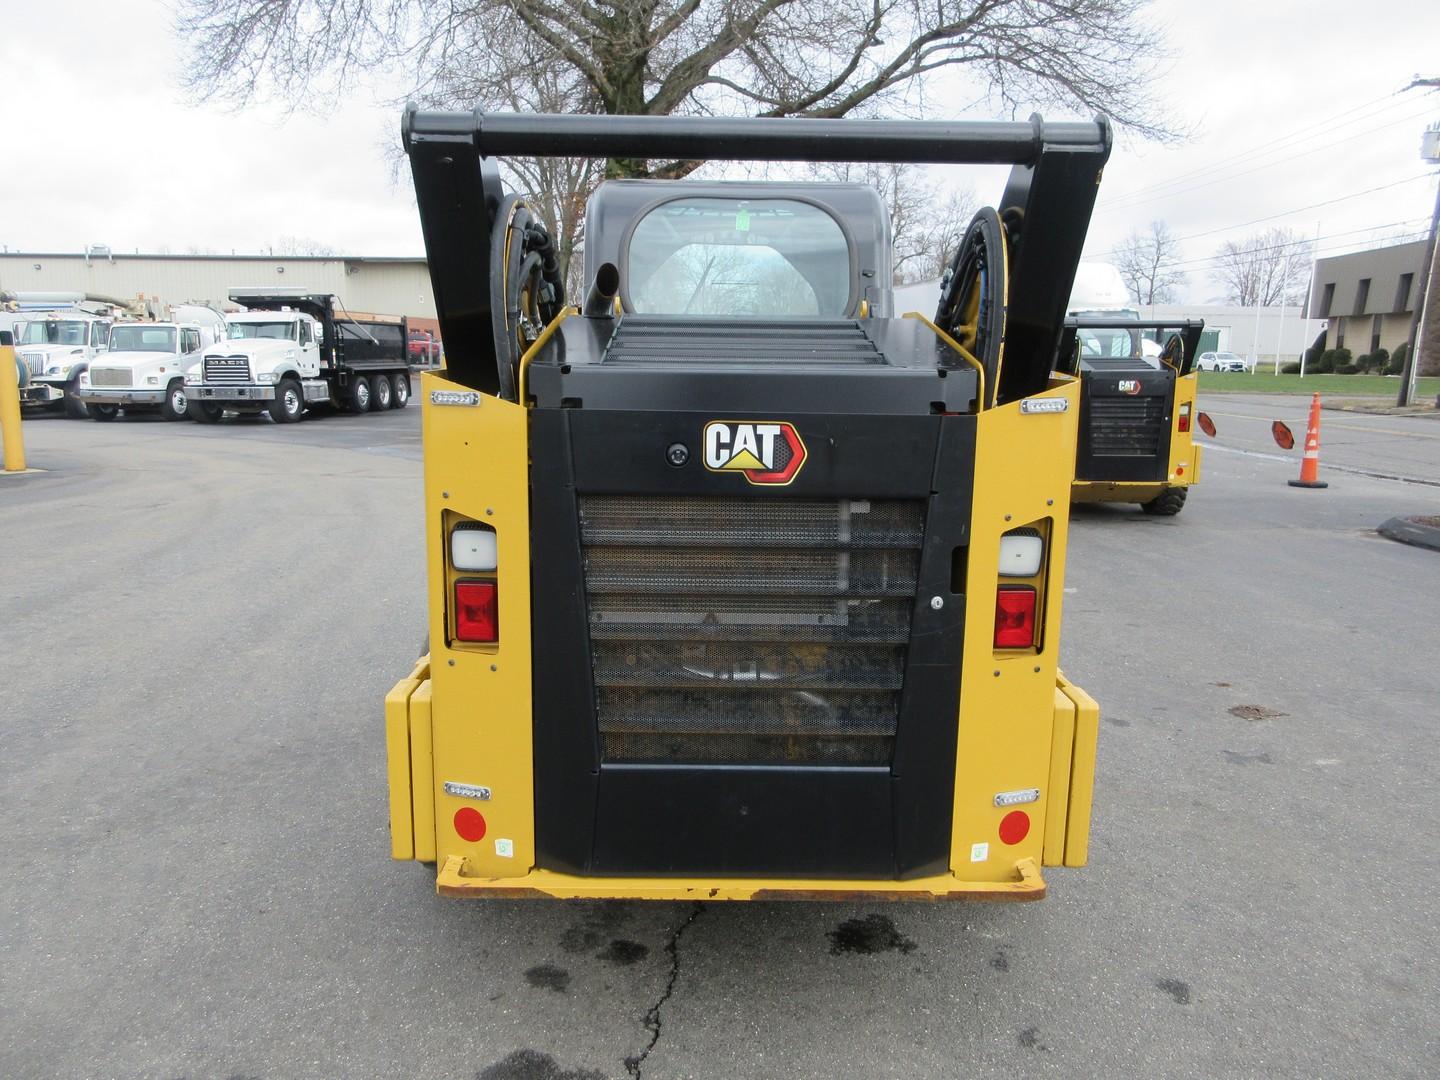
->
1333, 347, 1352, 368
1334, 363, 1359, 374
1372, 348, 1389, 372
1353, 352, 1373, 373
1388, 342, 1408, 375
1312, 350, 1335, 374
1281, 361, 1302, 374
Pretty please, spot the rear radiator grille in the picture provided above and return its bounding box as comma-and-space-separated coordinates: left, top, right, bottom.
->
1087, 395, 1166, 456
578, 495, 923, 766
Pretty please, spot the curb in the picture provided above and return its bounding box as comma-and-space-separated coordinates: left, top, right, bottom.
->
1377, 516, 1440, 552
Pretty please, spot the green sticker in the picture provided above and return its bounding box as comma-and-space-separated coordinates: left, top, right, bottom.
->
734, 210, 750, 232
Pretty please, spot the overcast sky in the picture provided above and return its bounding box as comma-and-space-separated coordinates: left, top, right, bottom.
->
2, 0, 1437, 302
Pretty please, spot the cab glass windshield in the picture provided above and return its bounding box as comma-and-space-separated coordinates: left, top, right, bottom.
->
627, 197, 851, 317
20, 320, 89, 346
109, 326, 177, 353
229, 321, 297, 341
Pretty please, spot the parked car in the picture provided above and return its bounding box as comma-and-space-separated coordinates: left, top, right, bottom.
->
408, 329, 442, 366
1196, 350, 1249, 373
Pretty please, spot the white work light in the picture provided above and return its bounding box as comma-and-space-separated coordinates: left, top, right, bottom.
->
998, 531, 1044, 577
451, 525, 498, 571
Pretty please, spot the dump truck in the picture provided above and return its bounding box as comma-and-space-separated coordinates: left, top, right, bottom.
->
185, 289, 411, 422
1059, 266, 1209, 515
386, 109, 1109, 902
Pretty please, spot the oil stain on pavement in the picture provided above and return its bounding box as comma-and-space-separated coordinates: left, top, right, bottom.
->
827, 914, 917, 955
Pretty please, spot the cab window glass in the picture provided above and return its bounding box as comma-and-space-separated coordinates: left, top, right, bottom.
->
627, 197, 851, 317
299, 321, 313, 346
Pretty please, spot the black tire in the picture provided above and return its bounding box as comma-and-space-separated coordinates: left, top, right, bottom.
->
90, 403, 119, 422
160, 380, 189, 421
191, 401, 223, 424
63, 383, 89, 419
373, 372, 394, 410
1141, 487, 1188, 516
268, 378, 305, 423
347, 375, 372, 413
390, 372, 410, 409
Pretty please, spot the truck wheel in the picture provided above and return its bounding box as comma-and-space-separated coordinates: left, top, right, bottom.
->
391, 373, 410, 408
64, 384, 89, 419
373, 373, 394, 410
191, 401, 223, 424
1141, 488, 1188, 516
90, 404, 119, 422
268, 379, 305, 423
160, 381, 189, 421
348, 376, 372, 413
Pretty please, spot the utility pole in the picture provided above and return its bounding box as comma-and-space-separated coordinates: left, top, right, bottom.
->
1397, 120, 1440, 406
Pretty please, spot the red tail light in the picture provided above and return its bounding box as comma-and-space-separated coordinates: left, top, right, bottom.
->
1178, 403, 1192, 433
455, 581, 498, 642
994, 586, 1037, 648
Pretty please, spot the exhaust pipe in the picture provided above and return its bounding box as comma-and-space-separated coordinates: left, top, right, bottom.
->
584, 262, 620, 318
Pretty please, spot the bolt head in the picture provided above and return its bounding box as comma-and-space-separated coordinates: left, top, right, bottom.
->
666, 442, 690, 467
930, 595, 944, 610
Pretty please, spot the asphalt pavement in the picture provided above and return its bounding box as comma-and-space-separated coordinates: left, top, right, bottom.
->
2, 398, 1438, 1080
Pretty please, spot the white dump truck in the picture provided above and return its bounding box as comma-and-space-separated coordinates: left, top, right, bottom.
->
15, 311, 113, 417
78, 311, 226, 420
185, 289, 410, 423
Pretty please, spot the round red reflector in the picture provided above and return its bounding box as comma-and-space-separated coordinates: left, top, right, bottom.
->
1176, 465, 1185, 475
454, 806, 487, 842
998, 810, 1030, 845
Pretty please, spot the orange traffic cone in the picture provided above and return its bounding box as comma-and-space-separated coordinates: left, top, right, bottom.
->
1288, 392, 1328, 489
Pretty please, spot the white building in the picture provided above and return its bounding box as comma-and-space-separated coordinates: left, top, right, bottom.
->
0, 251, 438, 331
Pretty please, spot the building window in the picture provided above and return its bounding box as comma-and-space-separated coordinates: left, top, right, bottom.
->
1336, 319, 1345, 350
1318, 282, 1335, 318
1396, 272, 1414, 312
1371, 315, 1383, 355
1354, 278, 1370, 316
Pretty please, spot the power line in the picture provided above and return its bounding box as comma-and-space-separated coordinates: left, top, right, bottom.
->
1090, 217, 1430, 269
1095, 87, 1414, 209
1098, 103, 1439, 213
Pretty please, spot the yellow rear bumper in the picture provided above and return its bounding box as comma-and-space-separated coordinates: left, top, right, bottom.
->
386, 660, 1097, 902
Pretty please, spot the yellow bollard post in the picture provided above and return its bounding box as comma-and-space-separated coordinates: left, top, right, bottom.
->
1, 340, 28, 472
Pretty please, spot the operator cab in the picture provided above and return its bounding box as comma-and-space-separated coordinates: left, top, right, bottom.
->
587, 181, 892, 318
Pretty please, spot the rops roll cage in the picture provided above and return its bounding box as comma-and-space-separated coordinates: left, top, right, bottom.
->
402, 108, 1113, 403
1058, 318, 1206, 376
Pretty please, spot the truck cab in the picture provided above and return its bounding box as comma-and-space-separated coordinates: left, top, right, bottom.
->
16, 313, 112, 417
79, 322, 218, 421
187, 289, 410, 422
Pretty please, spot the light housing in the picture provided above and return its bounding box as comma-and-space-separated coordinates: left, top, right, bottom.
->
998, 530, 1044, 577
451, 524, 498, 571
994, 586, 1037, 649
454, 581, 499, 642
1177, 402, 1191, 433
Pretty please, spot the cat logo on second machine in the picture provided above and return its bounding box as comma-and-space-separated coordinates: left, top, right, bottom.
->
702, 420, 808, 485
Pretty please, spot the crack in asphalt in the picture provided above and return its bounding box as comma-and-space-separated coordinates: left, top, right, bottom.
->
623, 902, 704, 1079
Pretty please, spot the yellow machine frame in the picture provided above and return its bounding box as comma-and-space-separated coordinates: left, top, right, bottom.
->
386, 368, 1100, 901
1071, 369, 1203, 505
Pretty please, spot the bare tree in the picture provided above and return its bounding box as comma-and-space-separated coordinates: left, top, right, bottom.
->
179, 0, 1171, 288
1211, 228, 1313, 307
271, 236, 339, 257
1113, 220, 1184, 304
810, 162, 976, 284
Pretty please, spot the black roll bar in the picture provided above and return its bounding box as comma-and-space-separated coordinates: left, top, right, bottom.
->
403, 108, 1113, 399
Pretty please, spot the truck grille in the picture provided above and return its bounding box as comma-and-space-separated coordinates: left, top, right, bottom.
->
89, 366, 133, 388
578, 495, 924, 766
203, 355, 251, 383
1088, 396, 1166, 456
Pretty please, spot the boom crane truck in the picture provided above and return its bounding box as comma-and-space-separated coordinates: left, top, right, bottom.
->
386, 109, 1108, 902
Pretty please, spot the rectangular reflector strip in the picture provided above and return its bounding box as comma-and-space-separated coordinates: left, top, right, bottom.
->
994, 585, 1037, 648
455, 581, 499, 642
